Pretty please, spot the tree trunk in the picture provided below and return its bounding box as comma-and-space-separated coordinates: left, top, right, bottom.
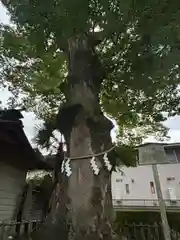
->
31, 35, 115, 240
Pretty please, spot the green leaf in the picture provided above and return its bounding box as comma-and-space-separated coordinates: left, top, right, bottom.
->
1, 0, 180, 151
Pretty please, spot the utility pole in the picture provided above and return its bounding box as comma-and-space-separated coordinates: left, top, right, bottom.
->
152, 164, 171, 240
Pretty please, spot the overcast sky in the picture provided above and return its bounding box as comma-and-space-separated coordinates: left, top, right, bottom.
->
0, 3, 180, 144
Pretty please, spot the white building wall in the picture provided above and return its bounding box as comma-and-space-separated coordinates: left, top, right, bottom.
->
0, 162, 26, 221
111, 163, 180, 207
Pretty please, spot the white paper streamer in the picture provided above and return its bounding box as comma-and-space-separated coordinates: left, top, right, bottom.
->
61, 159, 65, 173
65, 158, 72, 177
90, 156, 100, 175
103, 153, 112, 171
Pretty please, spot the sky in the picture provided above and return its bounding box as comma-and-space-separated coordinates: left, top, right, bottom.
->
0, 3, 180, 144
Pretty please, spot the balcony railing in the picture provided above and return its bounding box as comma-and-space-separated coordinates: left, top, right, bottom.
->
113, 199, 180, 210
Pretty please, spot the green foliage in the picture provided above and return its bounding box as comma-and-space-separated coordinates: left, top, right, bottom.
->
0, 24, 66, 119
1, 0, 180, 150
34, 116, 57, 149
109, 145, 137, 167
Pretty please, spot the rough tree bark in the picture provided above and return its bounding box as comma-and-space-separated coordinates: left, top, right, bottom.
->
31, 35, 115, 240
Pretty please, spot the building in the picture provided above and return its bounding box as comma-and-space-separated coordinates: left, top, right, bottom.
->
21, 174, 53, 222
112, 142, 180, 212
0, 109, 50, 223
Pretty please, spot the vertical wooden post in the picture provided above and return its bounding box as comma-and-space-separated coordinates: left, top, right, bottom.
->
0, 224, 5, 240
16, 221, 21, 236
154, 222, 160, 240
32, 221, 37, 232
24, 221, 29, 235
152, 164, 171, 240
147, 224, 153, 240
140, 223, 146, 240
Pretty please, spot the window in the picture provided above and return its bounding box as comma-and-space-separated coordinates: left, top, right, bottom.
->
116, 179, 122, 183
164, 148, 177, 163
125, 184, 130, 194
167, 177, 175, 181
150, 181, 155, 194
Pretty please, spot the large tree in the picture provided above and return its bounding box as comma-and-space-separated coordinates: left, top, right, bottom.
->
1, 1, 180, 240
